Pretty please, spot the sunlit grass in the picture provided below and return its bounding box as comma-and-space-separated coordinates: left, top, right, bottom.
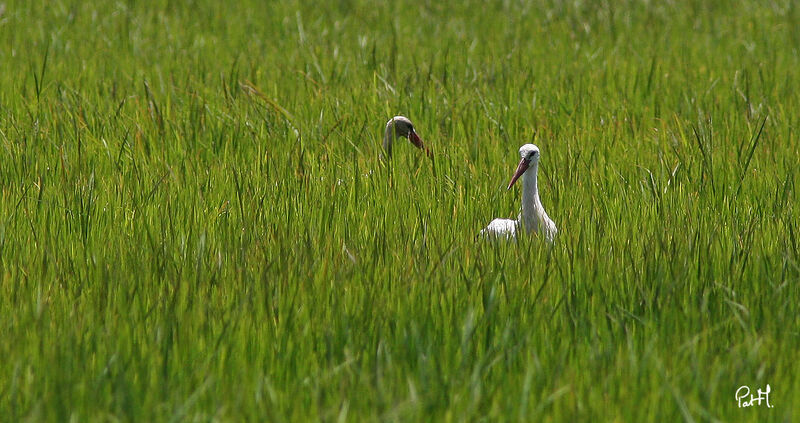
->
0, 0, 798, 421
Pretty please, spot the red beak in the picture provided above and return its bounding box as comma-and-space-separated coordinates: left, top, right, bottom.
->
507, 158, 530, 190
408, 130, 425, 150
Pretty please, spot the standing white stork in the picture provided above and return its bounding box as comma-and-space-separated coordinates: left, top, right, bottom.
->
480, 144, 557, 241
382, 116, 429, 159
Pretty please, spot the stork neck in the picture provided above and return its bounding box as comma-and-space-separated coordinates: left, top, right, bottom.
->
382, 120, 395, 157
521, 164, 543, 231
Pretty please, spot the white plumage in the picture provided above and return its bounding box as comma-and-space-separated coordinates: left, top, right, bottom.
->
482, 218, 520, 239
480, 144, 557, 242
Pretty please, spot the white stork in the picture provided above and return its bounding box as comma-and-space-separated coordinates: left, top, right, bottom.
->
382, 116, 429, 159
480, 144, 557, 242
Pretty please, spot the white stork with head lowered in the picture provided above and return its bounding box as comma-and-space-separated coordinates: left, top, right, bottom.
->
382, 116, 429, 159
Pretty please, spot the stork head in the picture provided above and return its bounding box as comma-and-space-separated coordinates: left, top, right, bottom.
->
507, 144, 540, 190
389, 116, 425, 150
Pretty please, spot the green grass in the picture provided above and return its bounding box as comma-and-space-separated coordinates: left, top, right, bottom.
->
1, 0, 799, 421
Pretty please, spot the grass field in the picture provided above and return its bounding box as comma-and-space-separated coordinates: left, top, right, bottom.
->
1, 0, 799, 421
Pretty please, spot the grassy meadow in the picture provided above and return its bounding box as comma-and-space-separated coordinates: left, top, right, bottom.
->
1, 0, 799, 421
